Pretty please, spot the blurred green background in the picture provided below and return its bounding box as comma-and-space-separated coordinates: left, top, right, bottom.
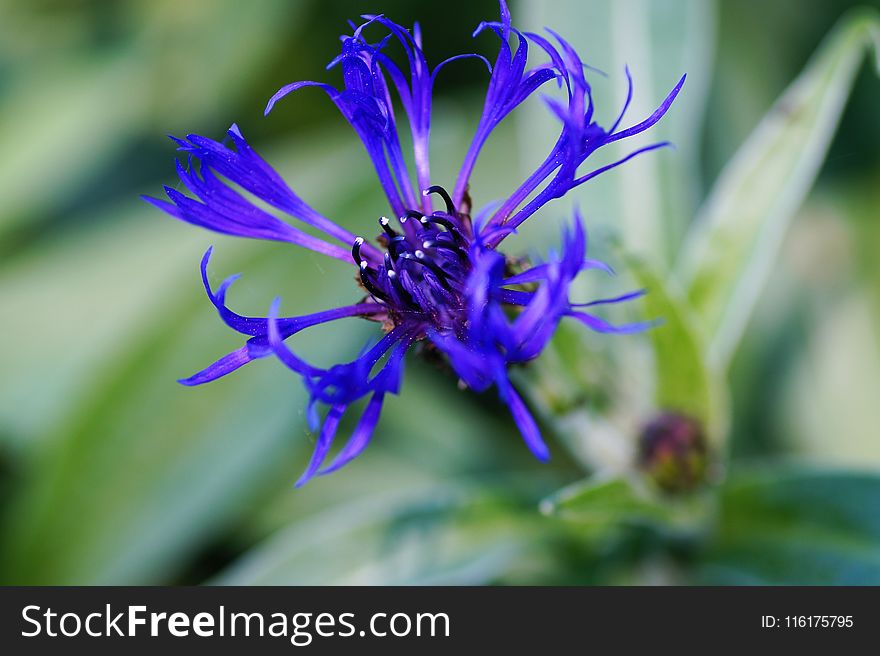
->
0, 0, 878, 585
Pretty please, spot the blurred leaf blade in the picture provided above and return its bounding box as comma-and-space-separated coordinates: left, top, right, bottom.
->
677, 9, 880, 369
628, 258, 722, 443
540, 476, 671, 526
213, 485, 545, 585
540, 475, 711, 540
700, 464, 880, 584
0, 54, 148, 234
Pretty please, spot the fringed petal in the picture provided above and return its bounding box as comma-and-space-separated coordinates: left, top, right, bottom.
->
266, 41, 414, 217
572, 289, 647, 308
294, 403, 346, 488
453, 0, 562, 206
606, 74, 687, 144
307, 333, 412, 480
488, 36, 685, 236
144, 125, 364, 262
178, 345, 254, 386
317, 392, 385, 475
566, 311, 658, 334
507, 385, 550, 461
197, 247, 383, 337
572, 142, 672, 187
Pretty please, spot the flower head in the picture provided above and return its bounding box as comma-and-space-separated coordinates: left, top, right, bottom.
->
144, 1, 684, 485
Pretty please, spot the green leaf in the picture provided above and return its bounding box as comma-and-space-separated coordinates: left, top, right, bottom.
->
540, 478, 674, 535
213, 486, 543, 585
677, 9, 880, 369
699, 465, 880, 584
0, 208, 205, 445
627, 258, 725, 445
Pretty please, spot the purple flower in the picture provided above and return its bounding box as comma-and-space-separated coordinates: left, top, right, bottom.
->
144, 1, 684, 486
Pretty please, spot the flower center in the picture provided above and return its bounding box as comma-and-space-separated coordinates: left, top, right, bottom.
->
351, 186, 471, 331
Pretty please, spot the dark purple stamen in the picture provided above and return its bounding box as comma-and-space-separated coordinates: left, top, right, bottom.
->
351, 236, 366, 265
386, 268, 416, 306
349, 186, 467, 312
423, 185, 457, 216
400, 251, 454, 291
387, 235, 408, 258
379, 216, 399, 239
358, 260, 391, 302
419, 215, 465, 246
422, 239, 467, 262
